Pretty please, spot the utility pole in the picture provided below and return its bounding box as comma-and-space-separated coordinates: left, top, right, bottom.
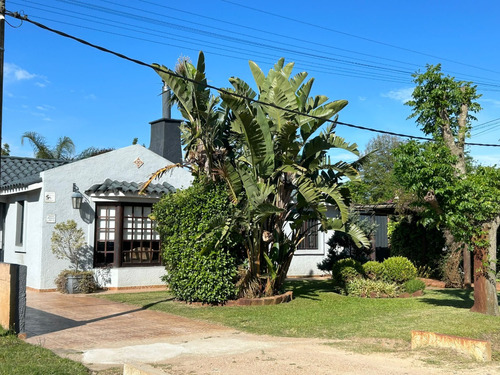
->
0, 0, 5, 184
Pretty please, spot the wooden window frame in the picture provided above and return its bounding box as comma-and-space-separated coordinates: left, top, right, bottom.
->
94, 203, 161, 268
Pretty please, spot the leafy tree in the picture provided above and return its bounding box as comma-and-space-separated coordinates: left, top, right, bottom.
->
394, 141, 500, 315
153, 181, 240, 303
405, 64, 481, 287
1, 143, 10, 156
348, 135, 403, 204
51, 220, 87, 272
151, 54, 369, 298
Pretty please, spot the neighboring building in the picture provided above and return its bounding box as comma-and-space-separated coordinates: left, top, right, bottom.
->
287, 204, 393, 276
0, 117, 193, 291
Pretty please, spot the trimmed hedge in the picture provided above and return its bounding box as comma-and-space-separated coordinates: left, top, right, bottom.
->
362, 261, 385, 280
382, 256, 417, 283
154, 181, 239, 304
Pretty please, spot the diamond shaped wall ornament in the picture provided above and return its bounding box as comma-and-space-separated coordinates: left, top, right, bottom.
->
133, 157, 144, 168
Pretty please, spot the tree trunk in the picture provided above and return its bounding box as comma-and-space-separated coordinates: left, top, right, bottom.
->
442, 228, 463, 288
470, 218, 499, 316
440, 91, 472, 286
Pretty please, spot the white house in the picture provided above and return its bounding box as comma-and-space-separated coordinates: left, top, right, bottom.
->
0, 105, 389, 291
0, 117, 193, 291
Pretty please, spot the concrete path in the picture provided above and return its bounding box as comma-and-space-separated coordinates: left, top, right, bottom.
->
25, 290, 500, 375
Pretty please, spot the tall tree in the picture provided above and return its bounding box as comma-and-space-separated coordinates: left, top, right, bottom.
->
150, 54, 369, 297
396, 64, 499, 315
405, 64, 481, 287
394, 142, 500, 315
348, 134, 403, 204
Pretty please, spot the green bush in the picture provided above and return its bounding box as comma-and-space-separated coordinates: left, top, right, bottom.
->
346, 278, 399, 298
362, 261, 385, 280
332, 258, 364, 287
154, 181, 240, 304
383, 256, 417, 283
404, 279, 426, 294
54, 270, 97, 294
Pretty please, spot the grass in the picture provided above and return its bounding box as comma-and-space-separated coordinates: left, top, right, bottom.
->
0, 328, 90, 375
98, 279, 500, 358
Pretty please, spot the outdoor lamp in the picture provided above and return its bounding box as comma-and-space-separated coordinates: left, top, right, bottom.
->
72, 183, 83, 209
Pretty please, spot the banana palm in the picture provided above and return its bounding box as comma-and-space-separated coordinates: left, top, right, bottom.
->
221, 59, 369, 296
152, 53, 230, 179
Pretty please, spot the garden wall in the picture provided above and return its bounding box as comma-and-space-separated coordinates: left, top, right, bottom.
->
0, 262, 27, 336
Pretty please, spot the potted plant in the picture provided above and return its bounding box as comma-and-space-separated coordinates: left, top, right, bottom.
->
51, 220, 97, 294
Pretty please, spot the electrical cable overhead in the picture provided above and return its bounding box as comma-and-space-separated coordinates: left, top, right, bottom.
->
5, 10, 500, 148
12, 0, 500, 90
222, 0, 500, 76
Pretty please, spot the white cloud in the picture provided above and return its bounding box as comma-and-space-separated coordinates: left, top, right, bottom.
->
85, 94, 97, 100
358, 96, 367, 101
4, 63, 37, 81
35, 82, 46, 88
35, 104, 55, 111
381, 88, 414, 103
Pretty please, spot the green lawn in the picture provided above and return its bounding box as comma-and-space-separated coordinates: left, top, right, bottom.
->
99, 279, 500, 357
0, 329, 90, 375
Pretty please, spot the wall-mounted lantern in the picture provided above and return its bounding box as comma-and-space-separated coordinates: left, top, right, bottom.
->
72, 183, 83, 210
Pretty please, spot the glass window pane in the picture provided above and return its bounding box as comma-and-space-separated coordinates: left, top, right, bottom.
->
109, 207, 116, 217
124, 206, 132, 217
134, 206, 142, 217
144, 206, 151, 216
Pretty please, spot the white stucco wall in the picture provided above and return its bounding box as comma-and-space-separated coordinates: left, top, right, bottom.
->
2, 189, 46, 289
287, 206, 339, 276
3, 145, 193, 290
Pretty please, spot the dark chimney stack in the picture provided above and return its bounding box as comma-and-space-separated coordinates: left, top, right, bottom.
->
149, 83, 182, 163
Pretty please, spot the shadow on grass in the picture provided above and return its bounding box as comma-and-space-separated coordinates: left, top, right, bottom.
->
285, 279, 336, 301
419, 289, 475, 309
142, 297, 175, 309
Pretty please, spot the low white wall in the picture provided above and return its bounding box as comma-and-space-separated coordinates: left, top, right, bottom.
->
94, 266, 166, 289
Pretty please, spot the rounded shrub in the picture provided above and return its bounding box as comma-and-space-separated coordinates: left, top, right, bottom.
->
382, 256, 417, 283
404, 279, 426, 294
332, 258, 364, 286
363, 261, 385, 280
154, 181, 240, 304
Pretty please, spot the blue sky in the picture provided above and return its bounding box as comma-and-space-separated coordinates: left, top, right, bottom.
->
3, 0, 500, 165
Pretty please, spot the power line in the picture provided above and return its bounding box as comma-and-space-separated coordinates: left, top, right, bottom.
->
13, 0, 500, 90
221, 0, 500, 76
6, 10, 500, 148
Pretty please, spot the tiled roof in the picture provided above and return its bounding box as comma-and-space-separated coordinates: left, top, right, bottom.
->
1, 156, 68, 190
85, 179, 175, 196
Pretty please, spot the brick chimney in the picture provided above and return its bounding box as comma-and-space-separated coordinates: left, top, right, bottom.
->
149, 82, 182, 163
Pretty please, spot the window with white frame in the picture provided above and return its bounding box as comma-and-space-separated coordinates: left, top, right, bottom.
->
94, 203, 161, 267
15, 201, 25, 247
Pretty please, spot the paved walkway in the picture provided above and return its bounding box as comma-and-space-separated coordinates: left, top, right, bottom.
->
25, 290, 499, 375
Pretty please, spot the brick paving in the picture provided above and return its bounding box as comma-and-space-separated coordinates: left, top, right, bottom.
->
25, 290, 232, 351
